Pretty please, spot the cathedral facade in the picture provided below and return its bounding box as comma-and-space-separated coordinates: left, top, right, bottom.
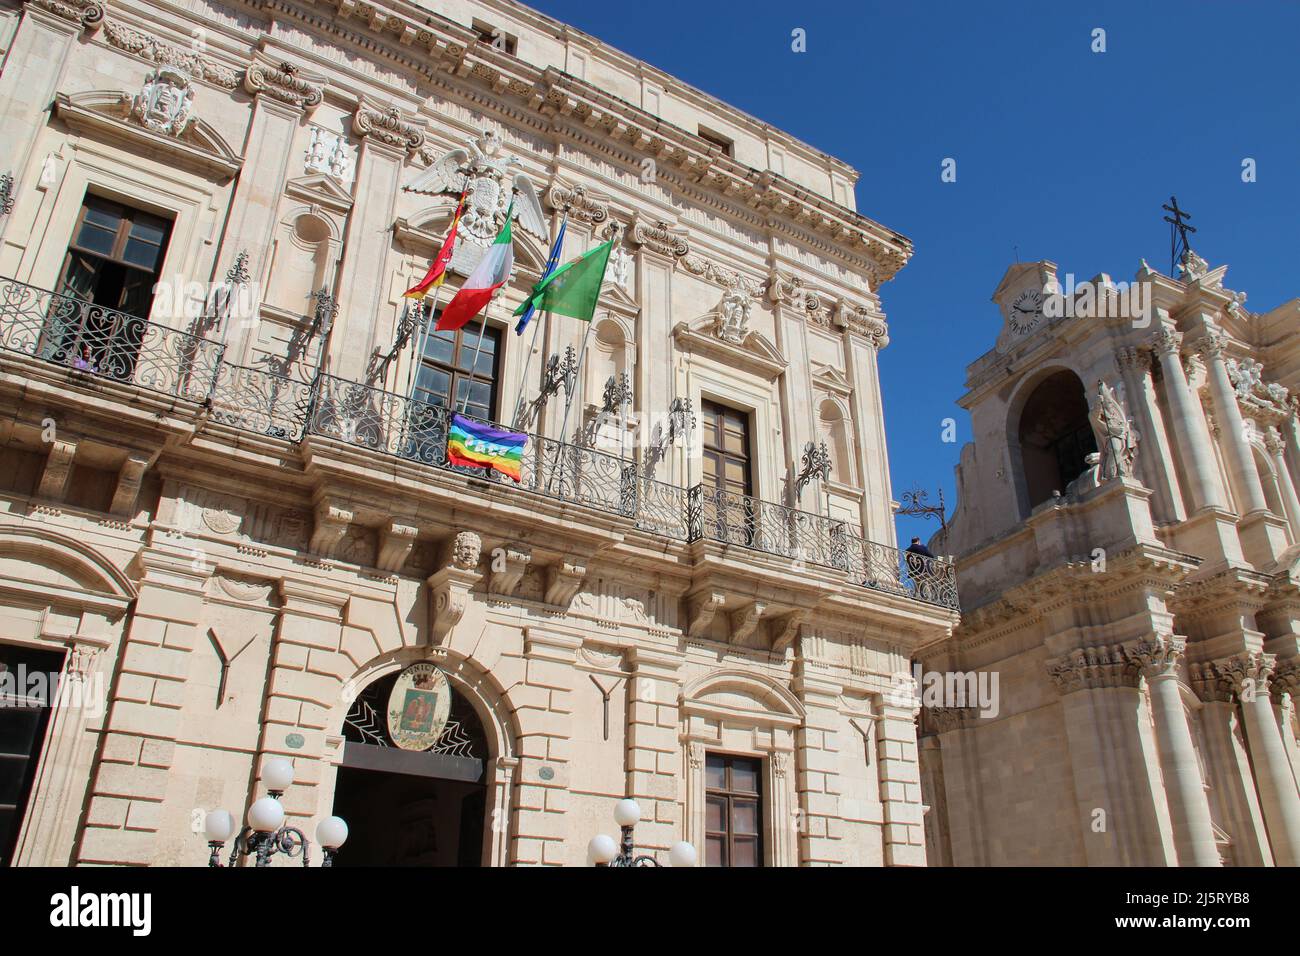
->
922, 252, 1300, 866
0, 0, 955, 866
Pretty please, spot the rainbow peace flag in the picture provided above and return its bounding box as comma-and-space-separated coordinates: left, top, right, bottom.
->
447, 414, 526, 482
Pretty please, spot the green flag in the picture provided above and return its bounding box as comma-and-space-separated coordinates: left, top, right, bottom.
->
513, 239, 613, 322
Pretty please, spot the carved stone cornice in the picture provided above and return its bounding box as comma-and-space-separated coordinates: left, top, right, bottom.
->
1045, 642, 1140, 694
27, 0, 104, 31
101, 19, 240, 89
243, 59, 324, 110
544, 182, 609, 224
679, 253, 762, 297
629, 215, 689, 259
352, 101, 425, 155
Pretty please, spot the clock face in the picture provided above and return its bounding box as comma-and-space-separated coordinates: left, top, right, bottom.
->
1009, 289, 1044, 335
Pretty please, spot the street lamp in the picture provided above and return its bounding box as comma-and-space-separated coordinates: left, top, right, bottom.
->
202, 757, 349, 867
588, 797, 696, 867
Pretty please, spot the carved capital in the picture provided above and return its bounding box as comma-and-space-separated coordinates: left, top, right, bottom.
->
488, 545, 532, 597
1151, 327, 1183, 358
1265, 426, 1286, 456
1046, 642, 1140, 694
353, 102, 425, 154
837, 300, 889, 348
544, 562, 586, 609
1115, 345, 1152, 374
926, 706, 976, 735
1269, 657, 1300, 704
243, 59, 323, 109
376, 520, 419, 573
1196, 329, 1228, 361
1124, 634, 1185, 680
1211, 651, 1276, 701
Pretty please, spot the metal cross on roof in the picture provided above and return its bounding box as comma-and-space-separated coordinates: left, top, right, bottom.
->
1161, 195, 1197, 277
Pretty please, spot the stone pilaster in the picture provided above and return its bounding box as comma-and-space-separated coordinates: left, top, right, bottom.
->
1045, 642, 1175, 865
1126, 635, 1221, 865
874, 698, 926, 865
78, 546, 211, 865
622, 645, 683, 857
509, 627, 580, 866
792, 664, 845, 865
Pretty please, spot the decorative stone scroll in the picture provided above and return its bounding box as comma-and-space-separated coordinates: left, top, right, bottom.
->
426, 531, 484, 646
352, 102, 425, 155
544, 181, 609, 224
243, 60, 324, 109
30, 0, 104, 31
630, 215, 689, 259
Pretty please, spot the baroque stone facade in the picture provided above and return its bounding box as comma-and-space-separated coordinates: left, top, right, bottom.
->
0, 0, 952, 865
922, 256, 1300, 866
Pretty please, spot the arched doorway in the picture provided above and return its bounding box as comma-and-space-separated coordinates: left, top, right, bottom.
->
330, 666, 490, 866
1014, 370, 1097, 512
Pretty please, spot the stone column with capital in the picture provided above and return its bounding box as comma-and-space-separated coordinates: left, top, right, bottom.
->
1265, 427, 1300, 542
1199, 331, 1269, 516
1212, 652, 1300, 865
1125, 635, 1221, 865
1114, 346, 1185, 524
1151, 327, 1225, 514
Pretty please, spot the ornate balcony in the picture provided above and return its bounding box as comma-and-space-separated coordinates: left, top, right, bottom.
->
0, 274, 958, 611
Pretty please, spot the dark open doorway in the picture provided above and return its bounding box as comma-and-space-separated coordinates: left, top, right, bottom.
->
332, 667, 489, 867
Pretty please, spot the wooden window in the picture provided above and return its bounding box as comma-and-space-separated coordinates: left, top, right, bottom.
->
58, 194, 171, 320
0, 643, 65, 866
704, 753, 763, 867
701, 399, 752, 498
413, 319, 501, 422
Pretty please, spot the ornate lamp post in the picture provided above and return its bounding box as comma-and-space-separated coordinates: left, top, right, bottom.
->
202, 758, 349, 867
587, 798, 697, 867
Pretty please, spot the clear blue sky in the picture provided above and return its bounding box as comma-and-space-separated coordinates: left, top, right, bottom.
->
531, 0, 1300, 547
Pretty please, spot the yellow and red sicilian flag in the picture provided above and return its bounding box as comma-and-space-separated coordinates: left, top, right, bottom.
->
404, 193, 465, 300
435, 202, 514, 332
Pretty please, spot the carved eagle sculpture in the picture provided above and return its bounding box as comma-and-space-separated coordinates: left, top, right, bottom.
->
404, 130, 548, 249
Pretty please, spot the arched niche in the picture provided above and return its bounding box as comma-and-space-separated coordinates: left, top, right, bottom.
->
817, 398, 854, 485
1007, 367, 1097, 516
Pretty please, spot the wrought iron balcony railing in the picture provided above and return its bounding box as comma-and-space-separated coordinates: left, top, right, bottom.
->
0, 275, 957, 610
686, 484, 959, 609
0, 275, 223, 401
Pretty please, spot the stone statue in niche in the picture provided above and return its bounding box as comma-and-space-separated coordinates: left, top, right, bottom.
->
608, 245, 632, 290
1091, 380, 1138, 480
131, 67, 195, 137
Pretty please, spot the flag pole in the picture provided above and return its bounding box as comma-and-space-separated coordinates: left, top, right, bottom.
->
554, 315, 595, 449
511, 211, 568, 430
458, 294, 496, 416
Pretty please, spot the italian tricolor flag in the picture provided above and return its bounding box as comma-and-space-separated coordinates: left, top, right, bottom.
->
435, 203, 514, 332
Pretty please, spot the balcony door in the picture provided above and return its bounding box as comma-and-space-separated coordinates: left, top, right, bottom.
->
700, 399, 754, 543
49, 194, 172, 375
704, 753, 763, 867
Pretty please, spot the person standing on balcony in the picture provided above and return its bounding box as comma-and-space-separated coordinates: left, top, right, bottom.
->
905, 537, 935, 598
